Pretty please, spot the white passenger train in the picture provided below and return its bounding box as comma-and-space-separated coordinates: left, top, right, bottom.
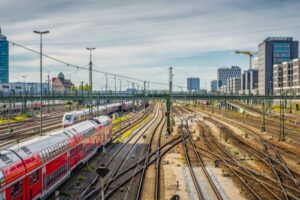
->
62, 101, 133, 127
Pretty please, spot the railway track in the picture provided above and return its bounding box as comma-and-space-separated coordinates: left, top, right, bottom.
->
174, 107, 224, 200
136, 108, 166, 200
84, 133, 186, 200
76, 105, 160, 200
180, 105, 300, 199
189, 105, 300, 158
181, 119, 223, 200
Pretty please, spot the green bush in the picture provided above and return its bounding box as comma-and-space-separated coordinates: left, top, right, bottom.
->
77, 175, 86, 182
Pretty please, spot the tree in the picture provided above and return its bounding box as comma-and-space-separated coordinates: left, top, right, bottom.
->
72, 83, 91, 92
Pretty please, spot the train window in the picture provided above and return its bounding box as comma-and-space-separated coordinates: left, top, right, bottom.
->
19, 181, 23, 192
0, 154, 11, 164
63, 131, 70, 137
70, 148, 76, 156
46, 149, 50, 158
42, 151, 47, 161
33, 170, 39, 183
11, 182, 19, 196
64, 115, 72, 121
20, 146, 31, 154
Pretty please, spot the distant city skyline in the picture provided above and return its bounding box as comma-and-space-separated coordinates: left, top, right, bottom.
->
1, 0, 300, 90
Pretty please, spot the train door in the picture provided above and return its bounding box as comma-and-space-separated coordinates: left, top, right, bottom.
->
28, 169, 42, 200
9, 179, 24, 200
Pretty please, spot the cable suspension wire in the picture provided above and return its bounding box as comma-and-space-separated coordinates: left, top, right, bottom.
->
9, 40, 185, 89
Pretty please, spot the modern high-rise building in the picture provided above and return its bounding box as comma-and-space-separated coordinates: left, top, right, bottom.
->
187, 77, 200, 92
217, 66, 241, 87
0, 28, 9, 83
224, 77, 241, 94
258, 37, 298, 95
210, 80, 219, 93
240, 69, 258, 94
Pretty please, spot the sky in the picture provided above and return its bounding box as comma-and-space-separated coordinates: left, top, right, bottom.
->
1, 0, 300, 91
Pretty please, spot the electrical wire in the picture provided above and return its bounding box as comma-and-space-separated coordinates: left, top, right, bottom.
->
9, 40, 186, 89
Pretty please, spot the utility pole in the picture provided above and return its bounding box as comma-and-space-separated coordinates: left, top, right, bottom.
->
114, 75, 117, 95
33, 30, 50, 136
86, 47, 96, 117
132, 82, 135, 112
167, 67, 173, 134
144, 81, 147, 111
279, 88, 285, 141
81, 81, 84, 96
261, 100, 266, 132
22, 75, 27, 115
47, 71, 50, 113
105, 74, 108, 93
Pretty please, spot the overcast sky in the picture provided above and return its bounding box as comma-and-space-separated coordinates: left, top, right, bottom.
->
1, 0, 300, 90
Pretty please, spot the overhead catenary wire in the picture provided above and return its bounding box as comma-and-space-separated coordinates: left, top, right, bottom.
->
9, 40, 186, 89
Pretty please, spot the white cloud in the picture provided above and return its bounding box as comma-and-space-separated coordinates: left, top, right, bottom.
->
2, 0, 300, 89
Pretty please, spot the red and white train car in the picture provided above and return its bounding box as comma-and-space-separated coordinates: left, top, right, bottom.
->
0, 116, 112, 200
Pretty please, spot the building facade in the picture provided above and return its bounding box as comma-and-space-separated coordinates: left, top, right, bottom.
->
187, 77, 200, 92
273, 64, 283, 95
223, 77, 241, 94
0, 29, 9, 83
0, 82, 50, 94
217, 66, 241, 87
52, 72, 73, 93
273, 58, 300, 95
210, 80, 219, 93
258, 37, 298, 95
240, 69, 258, 94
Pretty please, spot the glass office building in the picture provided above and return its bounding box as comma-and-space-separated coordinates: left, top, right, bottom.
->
217, 66, 241, 87
0, 29, 9, 83
258, 37, 298, 95
187, 77, 200, 92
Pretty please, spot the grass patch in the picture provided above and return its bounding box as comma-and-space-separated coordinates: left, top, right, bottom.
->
77, 175, 86, 182
230, 148, 239, 156
114, 115, 151, 143
0, 114, 31, 124
180, 155, 186, 164
112, 115, 129, 125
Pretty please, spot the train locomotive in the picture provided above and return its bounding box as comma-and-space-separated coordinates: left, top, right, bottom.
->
0, 115, 112, 200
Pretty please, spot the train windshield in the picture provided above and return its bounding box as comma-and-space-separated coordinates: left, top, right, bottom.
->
64, 115, 73, 121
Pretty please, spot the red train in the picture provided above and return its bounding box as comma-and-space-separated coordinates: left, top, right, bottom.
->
0, 115, 112, 200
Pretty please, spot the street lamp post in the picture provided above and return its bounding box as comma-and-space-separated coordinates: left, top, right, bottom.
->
22, 75, 27, 94
33, 30, 49, 136
21, 75, 27, 115
86, 47, 96, 117
114, 75, 117, 95
105, 73, 108, 93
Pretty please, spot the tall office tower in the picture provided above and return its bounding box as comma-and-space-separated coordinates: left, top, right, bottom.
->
187, 77, 200, 92
258, 37, 298, 95
0, 28, 9, 83
217, 66, 241, 87
210, 80, 218, 93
